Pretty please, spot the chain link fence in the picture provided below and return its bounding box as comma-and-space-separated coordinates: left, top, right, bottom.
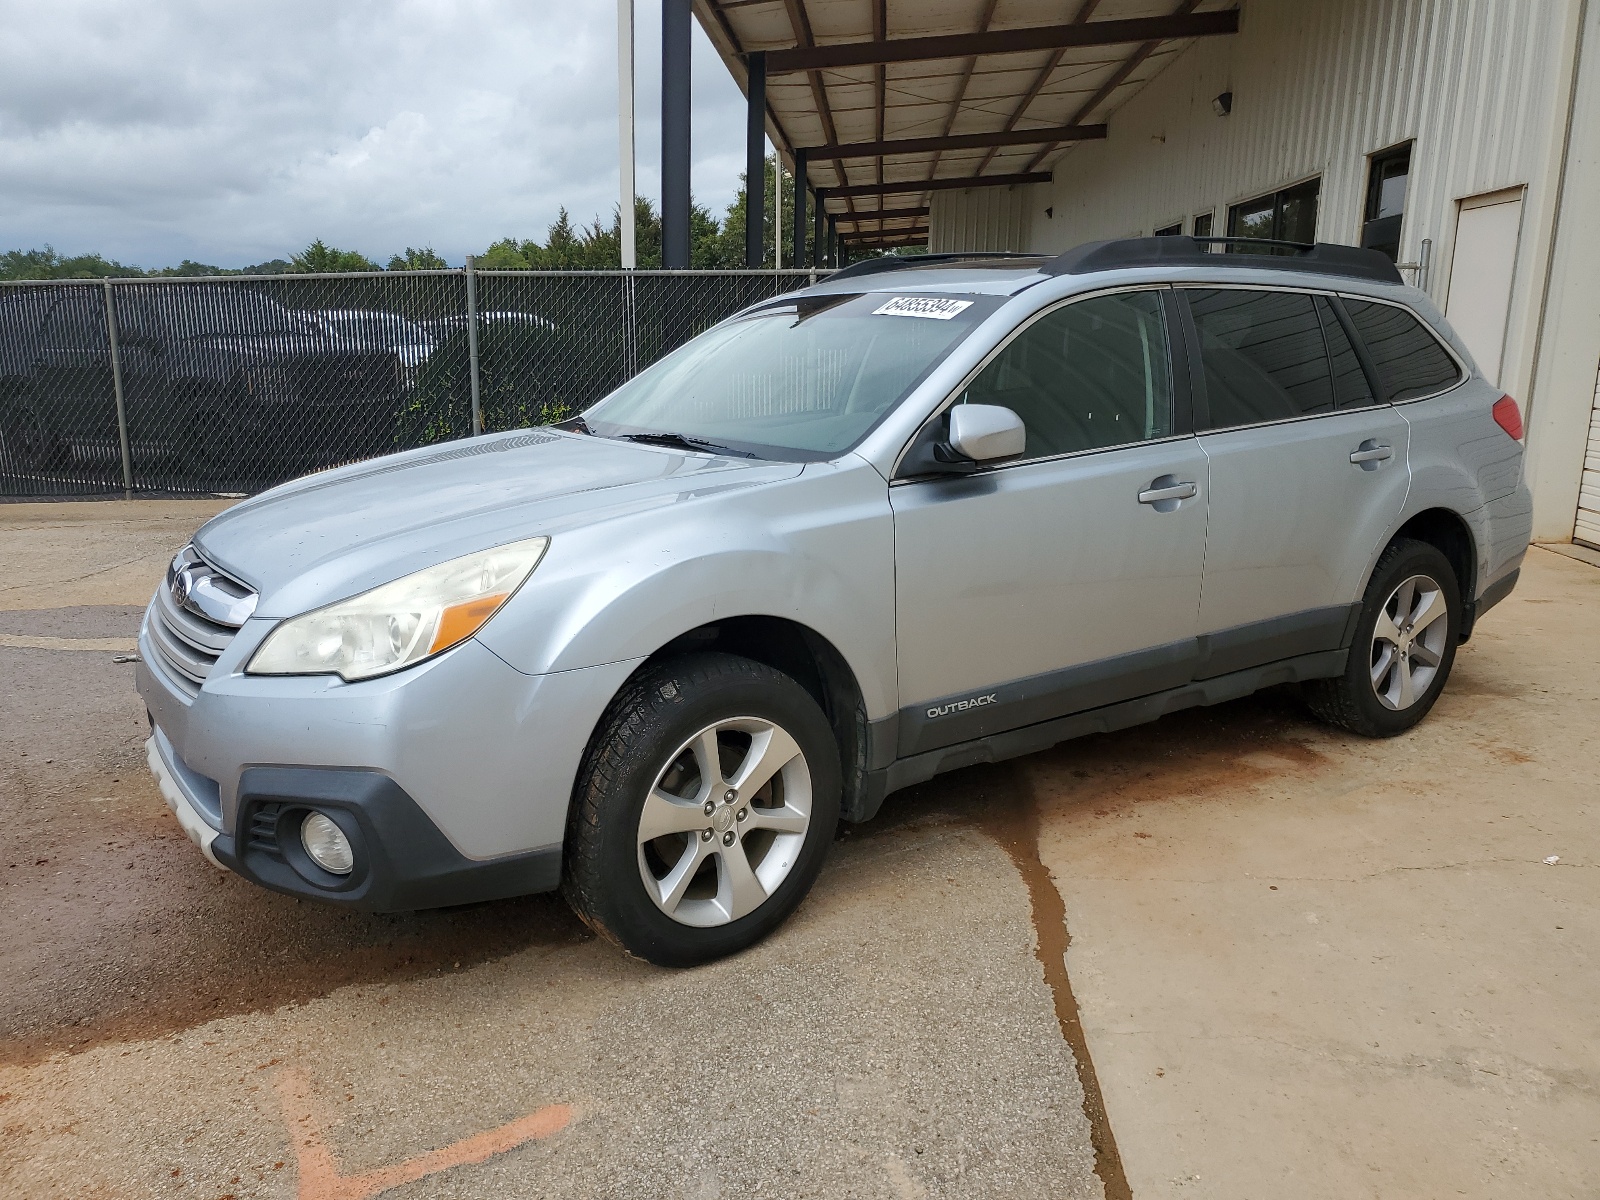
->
0, 268, 825, 498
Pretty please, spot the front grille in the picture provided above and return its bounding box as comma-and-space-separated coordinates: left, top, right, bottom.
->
146, 545, 256, 696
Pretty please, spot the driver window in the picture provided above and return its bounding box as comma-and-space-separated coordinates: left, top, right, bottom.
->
959, 290, 1173, 460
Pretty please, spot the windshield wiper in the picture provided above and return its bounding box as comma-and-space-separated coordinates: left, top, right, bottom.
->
615, 431, 755, 457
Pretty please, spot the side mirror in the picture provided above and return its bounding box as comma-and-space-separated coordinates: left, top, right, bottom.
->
946, 404, 1025, 463
897, 403, 1027, 478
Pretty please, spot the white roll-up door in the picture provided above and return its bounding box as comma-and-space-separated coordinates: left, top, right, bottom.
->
1577, 362, 1600, 550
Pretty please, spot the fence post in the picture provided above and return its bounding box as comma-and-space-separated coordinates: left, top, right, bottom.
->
102, 280, 133, 496
465, 255, 483, 436
623, 271, 638, 379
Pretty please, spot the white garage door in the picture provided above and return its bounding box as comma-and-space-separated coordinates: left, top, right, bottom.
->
1577, 362, 1600, 551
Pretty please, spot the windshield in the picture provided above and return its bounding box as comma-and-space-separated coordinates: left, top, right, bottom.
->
582, 291, 1000, 460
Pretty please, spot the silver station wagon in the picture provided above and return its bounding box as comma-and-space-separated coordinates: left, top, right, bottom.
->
139, 237, 1531, 965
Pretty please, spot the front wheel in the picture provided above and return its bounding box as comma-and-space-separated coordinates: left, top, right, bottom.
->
1306, 538, 1461, 737
563, 652, 842, 966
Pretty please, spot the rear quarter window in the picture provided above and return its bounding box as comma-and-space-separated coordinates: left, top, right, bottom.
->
1342, 298, 1464, 401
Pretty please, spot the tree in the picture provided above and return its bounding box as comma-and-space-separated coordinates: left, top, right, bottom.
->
289, 239, 379, 273
387, 246, 449, 270
0, 246, 143, 280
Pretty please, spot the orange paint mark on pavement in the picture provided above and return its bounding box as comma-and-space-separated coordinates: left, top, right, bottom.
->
275, 1068, 574, 1200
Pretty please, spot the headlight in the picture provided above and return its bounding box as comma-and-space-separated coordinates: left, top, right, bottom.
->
246, 536, 548, 681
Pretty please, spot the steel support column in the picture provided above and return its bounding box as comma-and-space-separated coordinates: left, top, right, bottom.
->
661, 0, 692, 268
791, 149, 808, 267
617, 0, 637, 268
813, 194, 825, 267
745, 51, 767, 267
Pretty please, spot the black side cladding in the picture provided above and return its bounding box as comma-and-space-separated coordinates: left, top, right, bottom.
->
1044, 236, 1405, 285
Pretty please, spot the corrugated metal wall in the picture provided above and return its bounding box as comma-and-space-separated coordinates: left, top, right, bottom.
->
1578, 365, 1600, 549
932, 0, 1594, 539
935, 0, 1568, 286
928, 184, 1035, 252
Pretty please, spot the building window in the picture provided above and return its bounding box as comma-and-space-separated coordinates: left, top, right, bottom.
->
1192, 212, 1214, 238
1154, 222, 1183, 236
1227, 178, 1320, 249
1362, 143, 1411, 261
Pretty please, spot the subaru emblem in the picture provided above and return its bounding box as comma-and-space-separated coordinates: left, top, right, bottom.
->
171, 570, 191, 607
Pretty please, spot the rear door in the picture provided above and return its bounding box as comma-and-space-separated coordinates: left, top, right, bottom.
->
890, 287, 1209, 758
1181, 286, 1410, 676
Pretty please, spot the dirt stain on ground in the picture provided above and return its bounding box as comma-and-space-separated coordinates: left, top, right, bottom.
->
859, 689, 1341, 1200
0, 635, 594, 1068
977, 767, 1134, 1200
0, 777, 588, 1068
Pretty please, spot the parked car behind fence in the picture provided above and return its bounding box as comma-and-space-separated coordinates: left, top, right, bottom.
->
0, 269, 822, 497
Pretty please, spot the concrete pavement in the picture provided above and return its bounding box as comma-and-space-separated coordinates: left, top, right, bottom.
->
1, 498, 1596, 1198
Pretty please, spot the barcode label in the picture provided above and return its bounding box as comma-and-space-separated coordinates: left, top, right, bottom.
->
872, 296, 974, 320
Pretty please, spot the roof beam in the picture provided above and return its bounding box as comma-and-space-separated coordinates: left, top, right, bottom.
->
841, 236, 930, 249
1024, 0, 1203, 171
818, 172, 1050, 200
840, 233, 928, 245
972, 0, 1104, 177
781, 0, 848, 197
840, 219, 928, 234
872, 0, 886, 196
833, 206, 929, 225
811, 123, 1105, 159
764, 10, 1239, 74
925, 0, 1001, 199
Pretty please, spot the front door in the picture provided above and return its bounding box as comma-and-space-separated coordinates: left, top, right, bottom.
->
1183, 287, 1411, 676
891, 288, 1208, 758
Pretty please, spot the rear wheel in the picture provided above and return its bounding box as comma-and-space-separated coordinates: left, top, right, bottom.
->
0, 391, 57, 473
1306, 538, 1461, 737
181, 392, 247, 483
563, 652, 841, 966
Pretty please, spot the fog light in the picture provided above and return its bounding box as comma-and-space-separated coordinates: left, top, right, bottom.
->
301, 812, 354, 874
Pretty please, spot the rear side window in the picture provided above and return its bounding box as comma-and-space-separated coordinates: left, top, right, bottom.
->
40, 293, 109, 353
1316, 296, 1375, 408
960, 290, 1173, 460
1342, 299, 1463, 401
1187, 289, 1334, 427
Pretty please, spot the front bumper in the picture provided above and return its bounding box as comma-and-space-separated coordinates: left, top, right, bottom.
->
146, 729, 225, 869
215, 766, 561, 910
137, 616, 642, 909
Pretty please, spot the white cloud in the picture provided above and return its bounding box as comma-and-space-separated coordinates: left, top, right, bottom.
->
0, 0, 751, 267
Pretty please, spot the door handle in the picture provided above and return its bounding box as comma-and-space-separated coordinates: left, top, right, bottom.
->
1349, 442, 1393, 465
1138, 479, 1198, 504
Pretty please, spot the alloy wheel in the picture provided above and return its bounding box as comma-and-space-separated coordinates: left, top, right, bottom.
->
1369, 572, 1450, 711
636, 716, 813, 928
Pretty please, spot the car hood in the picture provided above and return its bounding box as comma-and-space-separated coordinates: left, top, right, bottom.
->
193, 429, 802, 618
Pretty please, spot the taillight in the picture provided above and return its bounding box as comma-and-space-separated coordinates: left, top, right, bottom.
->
1492, 394, 1523, 441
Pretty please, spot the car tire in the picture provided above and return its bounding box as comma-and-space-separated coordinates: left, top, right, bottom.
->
1305, 538, 1462, 738
0, 390, 58, 472
182, 393, 246, 482
562, 652, 842, 967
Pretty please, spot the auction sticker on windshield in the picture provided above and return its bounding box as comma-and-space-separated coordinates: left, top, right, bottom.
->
872, 296, 974, 320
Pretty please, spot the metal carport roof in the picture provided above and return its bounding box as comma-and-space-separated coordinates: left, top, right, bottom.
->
692, 0, 1242, 252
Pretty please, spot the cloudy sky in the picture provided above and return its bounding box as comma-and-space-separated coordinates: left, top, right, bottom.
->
0, 0, 750, 269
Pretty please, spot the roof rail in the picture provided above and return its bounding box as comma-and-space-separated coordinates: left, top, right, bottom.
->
1042, 236, 1404, 285
828, 251, 1042, 282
